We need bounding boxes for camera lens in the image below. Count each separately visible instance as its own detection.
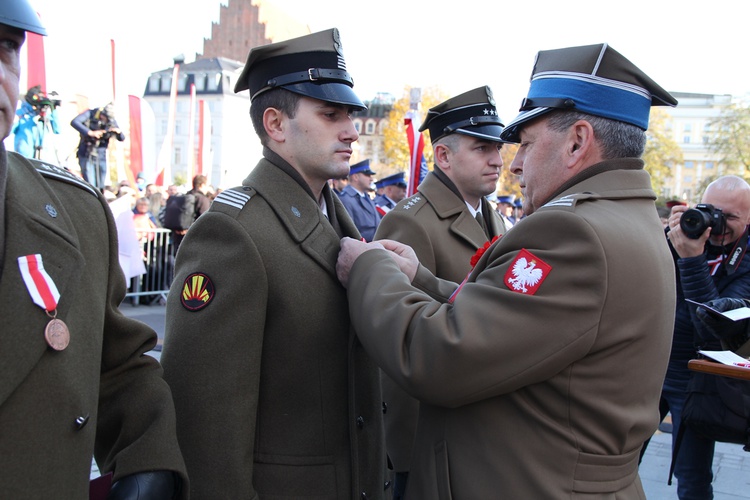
[680,208,711,239]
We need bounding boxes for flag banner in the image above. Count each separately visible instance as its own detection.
[186,84,197,183]
[197,100,212,178]
[405,110,427,197]
[128,95,156,184]
[155,64,180,186]
[26,31,46,93]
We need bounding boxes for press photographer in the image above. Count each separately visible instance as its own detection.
[12,85,60,161]
[71,103,125,190]
[654,175,750,497]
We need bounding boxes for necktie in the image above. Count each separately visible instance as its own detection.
[475,212,489,238]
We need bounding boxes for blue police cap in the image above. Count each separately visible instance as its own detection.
[497,195,515,205]
[420,86,507,144]
[501,43,678,143]
[234,28,365,111]
[350,159,376,176]
[376,172,406,189]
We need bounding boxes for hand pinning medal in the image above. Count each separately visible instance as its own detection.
[18,254,70,350]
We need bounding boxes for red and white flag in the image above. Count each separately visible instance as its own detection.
[405,110,427,197]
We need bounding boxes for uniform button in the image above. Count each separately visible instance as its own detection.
[360,492,368,499]
[356,416,364,429]
[382,402,388,414]
[75,415,90,430]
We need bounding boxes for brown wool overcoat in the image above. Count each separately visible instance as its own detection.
[373,171,505,472]
[0,152,187,499]
[162,158,387,500]
[347,160,676,498]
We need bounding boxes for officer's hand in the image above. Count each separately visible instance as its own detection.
[695,297,749,341]
[89,130,105,139]
[337,237,385,288]
[107,471,179,500]
[378,239,419,282]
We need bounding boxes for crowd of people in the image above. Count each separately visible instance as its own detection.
[4,1,750,499]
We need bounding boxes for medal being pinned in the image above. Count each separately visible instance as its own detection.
[18,254,70,350]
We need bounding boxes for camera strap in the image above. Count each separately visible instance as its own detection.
[723,225,749,275]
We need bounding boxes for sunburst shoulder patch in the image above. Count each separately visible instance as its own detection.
[181,272,215,311]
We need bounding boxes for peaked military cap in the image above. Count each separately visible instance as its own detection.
[497,195,516,205]
[419,86,506,144]
[501,43,678,143]
[234,28,365,110]
[350,159,376,176]
[375,172,406,189]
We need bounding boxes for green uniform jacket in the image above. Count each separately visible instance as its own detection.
[162,158,387,499]
[0,152,187,499]
[348,160,676,498]
[373,170,505,472]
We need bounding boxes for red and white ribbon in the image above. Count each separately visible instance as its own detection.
[18,254,60,312]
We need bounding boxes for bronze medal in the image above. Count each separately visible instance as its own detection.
[45,318,70,351]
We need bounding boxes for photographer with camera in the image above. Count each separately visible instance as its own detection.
[71,103,125,190]
[656,175,750,499]
[12,85,60,161]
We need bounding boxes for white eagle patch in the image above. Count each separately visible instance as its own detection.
[503,249,551,295]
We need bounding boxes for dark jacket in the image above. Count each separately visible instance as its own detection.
[70,109,125,159]
[665,232,750,389]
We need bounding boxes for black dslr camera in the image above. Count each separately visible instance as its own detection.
[679,203,727,239]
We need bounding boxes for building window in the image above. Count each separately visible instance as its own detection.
[149,76,160,93]
[353,120,362,133]
[161,120,168,135]
[178,74,189,92]
[174,146,182,165]
[161,75,172,92]
[365,121,375,135]
[175,120,182,135]
[705,162,714,170]
[685,161,694,169]
[194,73,206,91]
[684,176,692,183]
[207,73,220,91]
[683,135,691,144]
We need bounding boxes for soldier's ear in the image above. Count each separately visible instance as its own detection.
[263,107,285,143]
[434,143,451,170]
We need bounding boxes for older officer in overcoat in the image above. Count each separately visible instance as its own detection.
[337,43,677,498]
[161,29,387,499]
[339,159,382,241]
[373,86,506,498]
[0,2,187,498]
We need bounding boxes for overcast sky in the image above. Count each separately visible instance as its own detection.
[27,0,750,123]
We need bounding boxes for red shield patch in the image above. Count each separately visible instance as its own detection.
[181,272,215,311]
[504,249,551,295]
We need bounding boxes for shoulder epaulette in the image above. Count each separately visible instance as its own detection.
[539,192,598,212]
[32,159,99,197]
[210,186,255,216]
[399,194,423,211]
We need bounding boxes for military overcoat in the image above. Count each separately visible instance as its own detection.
[373,170,505,471]
[162,157,387,499]
[0,151,187,498]
[347,160,676,498]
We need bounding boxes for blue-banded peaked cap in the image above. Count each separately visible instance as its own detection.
[501,43,678,142]
[234,28,365,110]
[420,86,507,144]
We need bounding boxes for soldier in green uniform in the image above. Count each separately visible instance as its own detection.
[161,29,387,499]
[373,86,507,498]
[0,1,187,498]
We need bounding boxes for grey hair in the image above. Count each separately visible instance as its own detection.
[545,110,647,159]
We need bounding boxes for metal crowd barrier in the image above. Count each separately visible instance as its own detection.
[125,228,175,306]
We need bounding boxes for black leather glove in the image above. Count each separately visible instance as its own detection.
[695,297,749,345]
[107,471,178,500]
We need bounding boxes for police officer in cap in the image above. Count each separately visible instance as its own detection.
[337,43,677,498]
[373,172,407,214]
[0,1,188,498]
[162,28,387,499]
[339,159,382,240]
[373,85,507,498]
